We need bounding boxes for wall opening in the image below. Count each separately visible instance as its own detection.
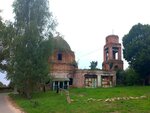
[114,65,118,71]
[69,78,73,85]
[57,53,62,60]
[101,76,113,87]
[112,47,119,60]
[84,74,97,88]
[52,81,69,90]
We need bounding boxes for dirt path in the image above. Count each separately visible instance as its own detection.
[0,93,24,113]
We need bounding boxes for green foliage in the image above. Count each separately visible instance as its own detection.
[13,0,56,36]
[0,81,4,87]
[10,86,150,113]
[124,68,140,85]
[89,61,98,70]
[123,23,150,83]
[116,70,126,86]
[0,15,15,72]
[116,68,140,86]
[8,81,15,88]
[7,0,57,98]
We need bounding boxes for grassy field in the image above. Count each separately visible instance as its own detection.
[10,86,150,113]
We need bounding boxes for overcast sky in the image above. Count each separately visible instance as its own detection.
[1,0,150,85]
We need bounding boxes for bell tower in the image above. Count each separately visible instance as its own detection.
[102,35,123,71]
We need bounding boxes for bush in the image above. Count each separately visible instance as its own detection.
[116,68,140,86]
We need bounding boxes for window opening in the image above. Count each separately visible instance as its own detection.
[57,53,62,60]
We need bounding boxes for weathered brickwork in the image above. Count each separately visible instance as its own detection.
[49,50,76,72]
[49,36,118,89]
[73,70,116,88]
[103,35,123,71]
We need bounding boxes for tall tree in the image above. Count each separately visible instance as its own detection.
[9,0,56,98]
[122,23,150,84]
[0,11,15,72]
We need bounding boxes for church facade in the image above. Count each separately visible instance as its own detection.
[49,35,123,90]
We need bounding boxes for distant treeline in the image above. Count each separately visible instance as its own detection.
[0,87,13,93]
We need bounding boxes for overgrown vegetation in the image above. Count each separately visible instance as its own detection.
[0,14,15,72]
[116,68,140,86]
[10,86,150,113]
[0,0,57,98]
[89,61,98,70]
[123,23,150,85]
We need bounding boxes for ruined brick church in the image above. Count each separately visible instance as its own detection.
[48,35,123,90]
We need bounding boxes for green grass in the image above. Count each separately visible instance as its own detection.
[10,86,150,113]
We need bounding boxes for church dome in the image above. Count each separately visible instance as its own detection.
[52,36,72,52]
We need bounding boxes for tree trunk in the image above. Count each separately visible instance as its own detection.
[25,79,32,99]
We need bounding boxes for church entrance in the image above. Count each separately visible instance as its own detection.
[84,74,97,88]
[52,78,69,90]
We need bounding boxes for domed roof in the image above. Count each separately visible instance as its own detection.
[52,36,72,52]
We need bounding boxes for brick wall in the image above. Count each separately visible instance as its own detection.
[103,35,123,71]
[49,50,77,72]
